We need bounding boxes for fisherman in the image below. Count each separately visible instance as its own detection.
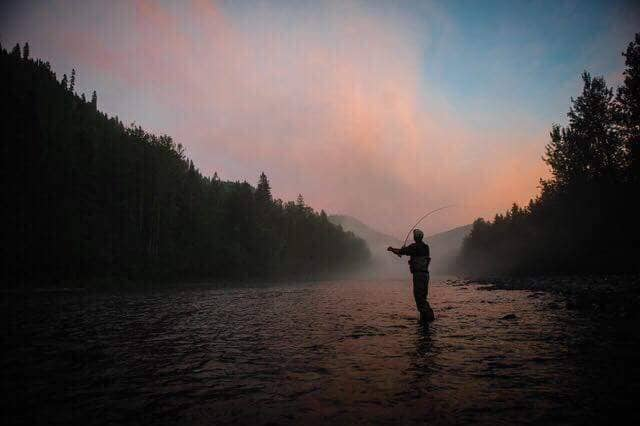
[387,229,434,322]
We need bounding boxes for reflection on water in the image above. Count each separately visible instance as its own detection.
[2,279,638,424]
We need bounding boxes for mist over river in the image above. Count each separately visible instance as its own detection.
[3,278,638,425]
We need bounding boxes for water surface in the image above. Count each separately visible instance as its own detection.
[2,278,638,424]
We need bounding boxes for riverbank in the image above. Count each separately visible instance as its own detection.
[451,275,640,318]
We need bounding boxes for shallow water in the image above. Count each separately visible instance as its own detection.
[2,278,639,425]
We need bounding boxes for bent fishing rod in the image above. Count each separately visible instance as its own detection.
[401,204,457,247]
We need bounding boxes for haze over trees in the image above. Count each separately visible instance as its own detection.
[1,42,370,287]
[458,33,640,276]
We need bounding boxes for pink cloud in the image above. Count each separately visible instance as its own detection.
[37,1,551,237]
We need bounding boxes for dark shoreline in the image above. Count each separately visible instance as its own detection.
[457,274,640,318]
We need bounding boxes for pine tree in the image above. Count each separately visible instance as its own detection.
[617,32,640,179]
[91,90,97,109]
[255,172,272,204]
[70,68,76,92]
[22,42,29,60]
[61,74,68,90]
[10,43,20,58]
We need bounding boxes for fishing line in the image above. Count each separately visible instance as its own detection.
[401,204,458,247]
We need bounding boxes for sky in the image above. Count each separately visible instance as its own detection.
[2,0,638,237]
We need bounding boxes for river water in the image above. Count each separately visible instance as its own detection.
[2,278,638,425]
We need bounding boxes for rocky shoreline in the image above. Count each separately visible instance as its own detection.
[451,275,640,318]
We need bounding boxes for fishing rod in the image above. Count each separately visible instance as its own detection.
[401,204,457,247]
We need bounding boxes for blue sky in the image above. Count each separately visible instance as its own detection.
[424,0,636,124]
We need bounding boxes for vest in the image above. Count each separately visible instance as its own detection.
[409,255,429,273]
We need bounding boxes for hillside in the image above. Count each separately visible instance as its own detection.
[329,215,405,278]
[1,43,370,286]
[329,215,402,247]
[427,224,473,273]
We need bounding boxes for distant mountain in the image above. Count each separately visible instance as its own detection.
[329,215,405,278]
[426,224,473,273]
[329,215,402,247]
[329,214,471,277]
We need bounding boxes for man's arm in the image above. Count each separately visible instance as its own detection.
[387,246,402,257]
[387,245,413,257]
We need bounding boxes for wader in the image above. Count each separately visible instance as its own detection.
[409,255,433,320]
[412,271,430,314]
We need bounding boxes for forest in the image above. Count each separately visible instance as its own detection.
[0,42,370,287]
[458,33,640,276]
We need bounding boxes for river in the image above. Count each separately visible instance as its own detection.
[2,278,638,425]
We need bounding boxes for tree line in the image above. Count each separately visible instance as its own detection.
[0,42,370,287]
[458,33,640,276]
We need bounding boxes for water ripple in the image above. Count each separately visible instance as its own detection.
[2,279,639,424]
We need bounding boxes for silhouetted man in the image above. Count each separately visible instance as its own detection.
[387,229,434,322]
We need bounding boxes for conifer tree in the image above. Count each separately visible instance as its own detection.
[11,43,20,58]
[617,33,640,178]
[22,42,29,60]
[70,68,76,92]
[544,72,622,186]
[91,90,97,108]
[255,172,272,204]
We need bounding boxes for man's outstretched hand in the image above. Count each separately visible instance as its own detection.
[387,246,402,257]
